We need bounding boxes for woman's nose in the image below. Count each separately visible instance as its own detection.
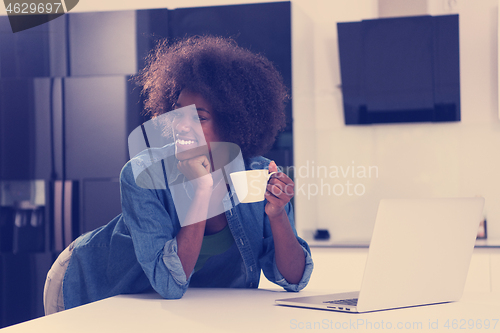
[174,115,192,132]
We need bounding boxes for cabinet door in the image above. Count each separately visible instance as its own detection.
[68,11,137,76]
[0,78,65,181]
[492,252,500,292]
[81,179,121,234]
[64,76,129,179]
[32,78,66,180]
[0,253,54,328]
[0,79,36,180]
[464,251,491,292]
[0,17,51,78]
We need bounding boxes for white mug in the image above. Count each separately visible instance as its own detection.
[230,170,277,203]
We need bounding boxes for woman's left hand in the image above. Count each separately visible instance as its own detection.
[265,161,295,218]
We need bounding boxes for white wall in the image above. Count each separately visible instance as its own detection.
[2,0,498,241]
[292,0,500,242]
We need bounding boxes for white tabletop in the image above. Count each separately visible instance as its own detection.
[2,288,500,332]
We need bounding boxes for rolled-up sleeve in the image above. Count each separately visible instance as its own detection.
[272,239,314,291]
[259,203,314,292]
[162,238,190,286]
[120,161,189,299]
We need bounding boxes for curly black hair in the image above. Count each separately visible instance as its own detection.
[134,35,289,158]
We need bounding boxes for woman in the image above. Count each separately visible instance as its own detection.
[43,35,313,315]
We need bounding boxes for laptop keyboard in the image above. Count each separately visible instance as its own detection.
[323,298,358,306]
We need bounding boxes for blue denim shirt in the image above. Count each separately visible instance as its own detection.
[62,146,313,310]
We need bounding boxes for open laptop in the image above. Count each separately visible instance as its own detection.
[276,198,485,313]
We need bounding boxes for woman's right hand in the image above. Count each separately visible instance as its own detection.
[177,155,213,191]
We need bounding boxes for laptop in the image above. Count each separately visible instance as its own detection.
[276,198,485,313]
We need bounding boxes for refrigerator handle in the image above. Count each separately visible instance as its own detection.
[63,180,74,248]
[54,181,64,252]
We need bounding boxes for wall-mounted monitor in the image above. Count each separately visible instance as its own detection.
[338,14,460,125]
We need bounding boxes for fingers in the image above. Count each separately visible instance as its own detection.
[177,154,212,180]
[266,173,294,202]
[200,155,211,173]
[266,182,294,198]
[266,161,294,202]
[269,172,293,186]
[268,160,278,173]
[178,155,210,169]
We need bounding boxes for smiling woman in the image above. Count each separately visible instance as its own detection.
[172,90,218,161]
[43,35,314,315]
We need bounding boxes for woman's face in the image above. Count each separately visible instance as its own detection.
[172,89,221,161]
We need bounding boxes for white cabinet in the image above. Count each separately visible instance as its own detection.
[464,248,500,293]
[464,250,491,292]
[259,247,500,292]
[491,252,500,292]
[305,248,367,292]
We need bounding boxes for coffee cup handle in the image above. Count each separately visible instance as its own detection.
[267,171,277,181]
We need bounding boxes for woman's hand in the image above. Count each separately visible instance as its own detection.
[265,160,305,284]
[177,155,213,191]
[265,161,295,218]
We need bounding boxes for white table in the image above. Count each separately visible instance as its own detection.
[2,288,500,332]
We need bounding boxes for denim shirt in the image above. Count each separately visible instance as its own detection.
[62,145,314,310]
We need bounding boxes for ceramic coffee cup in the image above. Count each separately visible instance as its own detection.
[230,170,277,203]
